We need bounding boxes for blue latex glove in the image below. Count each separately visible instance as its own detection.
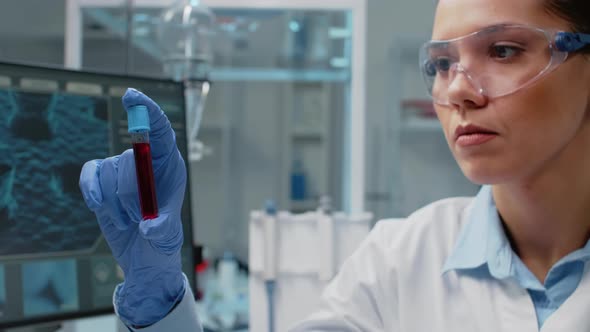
[79,88,187,327]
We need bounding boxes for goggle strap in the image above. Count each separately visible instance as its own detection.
[555,32,590,52]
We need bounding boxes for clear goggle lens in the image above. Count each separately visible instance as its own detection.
[419,25,569,105]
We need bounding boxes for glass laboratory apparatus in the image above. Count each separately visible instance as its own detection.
[156,0,215,162]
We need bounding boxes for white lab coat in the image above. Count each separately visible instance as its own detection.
[125,197,590,331]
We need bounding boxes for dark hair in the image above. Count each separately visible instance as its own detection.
[544,0,590,53]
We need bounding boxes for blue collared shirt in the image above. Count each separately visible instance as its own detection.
[443,186,590,329]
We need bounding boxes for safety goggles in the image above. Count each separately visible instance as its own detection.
[419,24,590,106]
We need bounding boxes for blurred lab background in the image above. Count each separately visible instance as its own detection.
[0,0,478,331]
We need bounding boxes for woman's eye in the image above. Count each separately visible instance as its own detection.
[490,45,522,59]
[424,60,437,77]
[430,57,452,72]
[423,57,452,77]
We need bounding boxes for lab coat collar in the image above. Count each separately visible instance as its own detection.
[441,185,513,279]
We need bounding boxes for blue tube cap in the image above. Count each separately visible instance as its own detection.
[127,105,150,133]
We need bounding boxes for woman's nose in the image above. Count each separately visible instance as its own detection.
[446,64,487,110]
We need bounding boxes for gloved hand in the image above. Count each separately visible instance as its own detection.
[79,88,187,327]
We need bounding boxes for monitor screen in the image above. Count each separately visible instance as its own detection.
[0,62,195,328]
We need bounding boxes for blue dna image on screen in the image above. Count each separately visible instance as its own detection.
[0,90,108,256]
[22,260,79,316]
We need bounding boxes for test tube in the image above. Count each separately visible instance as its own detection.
[127,105,158,220]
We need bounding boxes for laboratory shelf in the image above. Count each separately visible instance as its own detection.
[209,68,350,83]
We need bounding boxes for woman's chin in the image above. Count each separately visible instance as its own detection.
[459,161,517,186]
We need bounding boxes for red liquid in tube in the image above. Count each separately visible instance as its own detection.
[132,141,158,220]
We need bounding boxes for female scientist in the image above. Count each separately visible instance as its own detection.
[79,0,590,330]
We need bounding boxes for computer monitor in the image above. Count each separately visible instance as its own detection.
[0,62,195,328]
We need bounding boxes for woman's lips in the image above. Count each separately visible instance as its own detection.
[454,124,498,147]
[456,133,498,146]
